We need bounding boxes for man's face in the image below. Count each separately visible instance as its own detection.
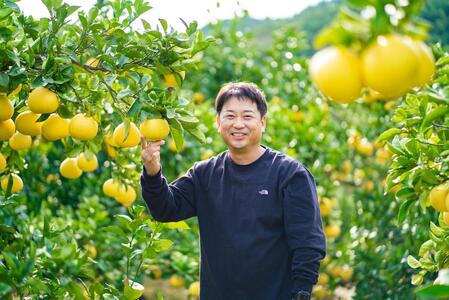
[216,97,266,152]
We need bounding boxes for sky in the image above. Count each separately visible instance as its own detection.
[17,0,322,31]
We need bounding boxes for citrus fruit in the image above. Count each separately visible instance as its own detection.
[69,114,98,141]
[28,86,59,113]
[59,157,83,179]
[139,119,170,141]
[41,113,70,141]
[15,111,41,136]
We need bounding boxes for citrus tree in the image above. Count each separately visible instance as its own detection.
[0,0,213,298]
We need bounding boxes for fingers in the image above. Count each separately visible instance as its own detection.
[140,135,148,150]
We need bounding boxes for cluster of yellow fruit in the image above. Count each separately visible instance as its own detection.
[102,178,137,207]
[429,182,449,225]
[309,34,436,104]
[0,86,172,204]
[313,259,354,299]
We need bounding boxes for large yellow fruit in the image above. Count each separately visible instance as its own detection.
[164,71,185,88]
[115,185,137,207]
[15,111,42,136]
[324,224,341,238]
[0,95,14,121]
[168,275,184,288]
[139,119,170,141]
[69,114,98,141]
[1,174,23,193]
[113,122,140,147]
[41,114,70,141]
[407,39,435,88]
[9,132,32,151]
[361,34,418,98]
[309,47,363,104]
[192,92,205,103]
[317,273,329,285]
[28,86,59,113]
[77,153,98,172]
[0,153,6,173]
[103,179,120,197]
[0,119,16,141]
[59,157,83,179]
[429,182,449,212]
[188,281,200,297]
[339,265,354,281]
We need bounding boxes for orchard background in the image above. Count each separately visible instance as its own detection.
[1,0,449,299]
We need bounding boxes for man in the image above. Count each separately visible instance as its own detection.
[140,82,326,300]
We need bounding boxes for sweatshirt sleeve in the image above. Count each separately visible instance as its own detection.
[282,166,326,295]
[140,164,198,222]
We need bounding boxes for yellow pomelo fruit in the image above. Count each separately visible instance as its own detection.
[188,281,200,297]
[200,149,214,161]
[0,153,6,173]
[105,143,117,159]
[59,157,83,179]
[1,174,23,193]
[324,224,341,238]
[15,111,42,136]
[105,133,118,147]
[139,119,170,141]
[0,95,14,121]
[28,86,59,113]
[0,119,16,141]
[113,122,140,148]
[361,34,418,99]
[115,185,137,207]
[69,114,98,141]
[319,199,332,217]
[77,153,98,172]
[41,113,70,141]
[168,275,184,288]
[84,244,97,259]
[192,92,205,103]
[429,182,449,212]
[356,139,373,156]
[407,39,436,88]
[313,285,330,298]
[164,72,185,87]
[339,265,354,281]
[9,132,32,151]
[103,179,120,197]
[317,273,329,285]
[309,47,363,104]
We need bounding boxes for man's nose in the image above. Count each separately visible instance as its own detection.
[232,117,245,128]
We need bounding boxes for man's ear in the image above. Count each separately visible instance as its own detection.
[261,116,266,132]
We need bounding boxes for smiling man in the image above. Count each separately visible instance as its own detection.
[140,82,326,300]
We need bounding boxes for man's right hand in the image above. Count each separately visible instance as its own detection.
[141,135,165,176]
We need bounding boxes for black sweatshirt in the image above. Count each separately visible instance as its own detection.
[140,146,326,300]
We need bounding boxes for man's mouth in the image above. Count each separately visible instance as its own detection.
[231,132,247,137]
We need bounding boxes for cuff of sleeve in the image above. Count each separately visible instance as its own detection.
[293,279,313,294]
[142,166,163,187]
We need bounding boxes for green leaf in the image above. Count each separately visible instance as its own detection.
[398,199,415,224]
[376,128,401,143]
[165,221,190,230]
[407,255,422,269]
[416,284,449,298]
[123,280,144,300]
[412,273,424,286]
[128,97,143,118]
[430,222,445,238]
[420,107,449,132]
[152,239,173,252]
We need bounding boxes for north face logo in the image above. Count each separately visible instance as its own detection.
[258,189,268,195]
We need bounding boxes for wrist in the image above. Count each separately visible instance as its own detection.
[144,164,160,176]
